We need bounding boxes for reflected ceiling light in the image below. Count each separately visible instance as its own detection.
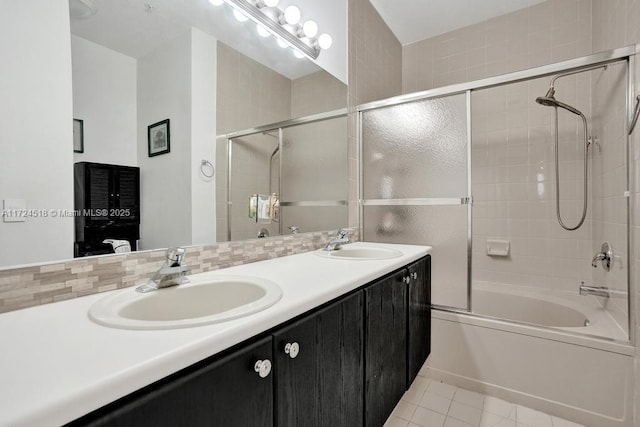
[208,0,224,5]
[318,33,332,50]
[233,8,249,21]
[283,5,301,25]
[302,20,318,38]
[210,0,327,60]
[293,50,305,59]
[69,0,98,19]
[256,24,270,37]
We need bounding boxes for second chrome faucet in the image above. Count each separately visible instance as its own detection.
[323,228,355,252]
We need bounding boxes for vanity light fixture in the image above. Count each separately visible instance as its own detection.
[283,5,301,25]
[209,0,332,60]
[302,20,318,38]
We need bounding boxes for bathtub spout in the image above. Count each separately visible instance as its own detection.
[579,283,610,298]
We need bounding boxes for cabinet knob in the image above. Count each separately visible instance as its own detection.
[254,359,272,378]
[284,342,300,359]
[411,272,418,280]
[403,276,411,284]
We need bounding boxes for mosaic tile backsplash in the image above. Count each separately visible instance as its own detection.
[0,230,356,314]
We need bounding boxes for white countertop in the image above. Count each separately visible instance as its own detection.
[0,242,430,427]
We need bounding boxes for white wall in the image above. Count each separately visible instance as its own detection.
[0,0,74,267]
[138,32,192,250]
[293,0,348,84]
[190,28,217,245]
[71,35,137,167]
[138,28,218,250]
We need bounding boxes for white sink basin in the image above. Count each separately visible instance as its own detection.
[89,275,282,330]
[316,245,403,260]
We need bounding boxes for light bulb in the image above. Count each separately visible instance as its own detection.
[263,0,279,6]
[284,5,301,25]
[293,49,305,59]
[208,0,224,5]
[233,9,249,22]
[277,39,289,48]
[302,20,318,38]
[256,24,270,37]
[318,33,332,49]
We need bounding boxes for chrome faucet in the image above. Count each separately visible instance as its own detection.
[323,228,354,251]
[591,242,612,271]
[136,247,190,293]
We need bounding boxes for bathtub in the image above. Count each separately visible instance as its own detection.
[471,281,628,341]
[426,282,635,427]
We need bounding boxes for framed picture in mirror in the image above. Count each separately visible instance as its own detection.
[73,118,84,153]
[148,119,170,157]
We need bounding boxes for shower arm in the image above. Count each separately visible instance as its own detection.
[546,63,608,90]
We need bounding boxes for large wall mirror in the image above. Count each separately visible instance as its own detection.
[0,0,347,268]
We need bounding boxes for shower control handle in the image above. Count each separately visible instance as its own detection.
[591,242,613,271]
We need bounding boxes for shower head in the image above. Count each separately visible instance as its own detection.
[535,87,583,117]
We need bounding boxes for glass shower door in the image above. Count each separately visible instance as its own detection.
[281,116,348,234]
[361,93,470,309]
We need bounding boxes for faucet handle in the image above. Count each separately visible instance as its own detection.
[166,247,186,266]
[337,227,355,238]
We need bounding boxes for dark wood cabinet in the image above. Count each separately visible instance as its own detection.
[407,255,431,385]
[74,162,140,257]
[68,256,431,427]
[273,291,363,427]
[68,337,273,427]
[364,269,408,427]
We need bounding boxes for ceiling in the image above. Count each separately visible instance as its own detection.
[369,0,547,45]
[69,0,347,82]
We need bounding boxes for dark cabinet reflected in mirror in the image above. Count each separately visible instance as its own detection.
[0,0,347,268]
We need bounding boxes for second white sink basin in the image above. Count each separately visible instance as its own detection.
[316,244,403,260]
[89,275,282,330]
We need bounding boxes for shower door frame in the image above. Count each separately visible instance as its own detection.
[357,45,636,342]
[221,108,349,241]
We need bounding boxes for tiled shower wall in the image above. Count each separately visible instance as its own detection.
[402,0,593,94]
[471,73,595,294]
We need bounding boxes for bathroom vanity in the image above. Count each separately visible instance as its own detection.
[0,243,430,427]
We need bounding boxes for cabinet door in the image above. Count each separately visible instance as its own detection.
[407,255,431,385]
[365,269,407,427]
[273,291,363,427]
[113,167,140,223]
[85,163,113,222]
[69,337,273,427]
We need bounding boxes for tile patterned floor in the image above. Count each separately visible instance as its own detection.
[384,375,584,427]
